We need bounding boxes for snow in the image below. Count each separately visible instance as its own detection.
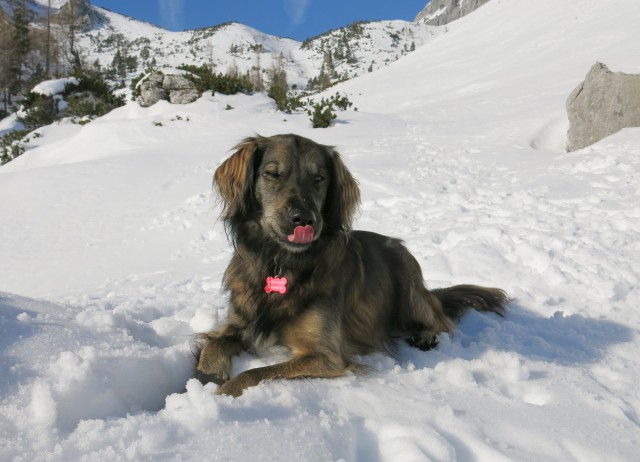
[2,0,640,460]
[30,78,80,97]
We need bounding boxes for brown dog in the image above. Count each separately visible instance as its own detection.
[195,134,508,397]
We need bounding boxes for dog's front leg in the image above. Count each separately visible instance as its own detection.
[195,324,244,386]
[215,353,347,397]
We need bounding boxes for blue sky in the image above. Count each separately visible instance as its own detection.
[95,0,430,41]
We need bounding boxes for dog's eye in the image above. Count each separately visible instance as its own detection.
[314,175,325,183]
[263,171,281,180]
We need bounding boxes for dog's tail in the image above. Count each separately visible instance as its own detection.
[432,284,509,322]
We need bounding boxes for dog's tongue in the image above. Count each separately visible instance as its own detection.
[287,225,314,244]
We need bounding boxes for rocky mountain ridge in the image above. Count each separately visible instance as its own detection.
[414,0,491,26]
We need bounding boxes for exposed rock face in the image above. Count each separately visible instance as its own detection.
[414,0,491,26]
[56,0,106,32]
[138,72,200,107]
[566,62,640,151]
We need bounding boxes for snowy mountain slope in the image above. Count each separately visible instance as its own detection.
[3,0,434,91]
[77,7,434,89]
[2,0,640,460]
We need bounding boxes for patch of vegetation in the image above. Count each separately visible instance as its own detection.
[63,70,126,121]
[307,98,337,128]
[305,92,355,128]
[177,64,253,95]
[18,70,125,131]
[279,92,307,114]
[188,22,234,43]
[17,94,56,130]
[0,129,30,165]
[301,21,372,49]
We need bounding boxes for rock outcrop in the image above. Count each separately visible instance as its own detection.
[566,62,640,152]
[414,0,491,26]
[56,0,106,32]
[138,72,200,107]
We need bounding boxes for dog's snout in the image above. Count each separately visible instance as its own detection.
[289,207,316,227]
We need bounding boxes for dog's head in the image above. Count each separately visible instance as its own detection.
[214,134,360,251]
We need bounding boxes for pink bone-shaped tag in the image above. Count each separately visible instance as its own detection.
[265,276,288,294]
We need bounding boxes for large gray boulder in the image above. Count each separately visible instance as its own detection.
[138,71,200,107]
[414,0,491,26]
[169,88,200,105]
[566,62,640,151]
[162,75,196,91]
[163,75,199,104]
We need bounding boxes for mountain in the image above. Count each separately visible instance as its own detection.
[2,0,640,460]
[4,0,435,91]
[79,10,434,89]
[414,0,491,25]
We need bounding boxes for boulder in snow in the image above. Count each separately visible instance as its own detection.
[169,89,200,105]
[139,83,166,108]
[138,71,200,107]
[566,62,640,151]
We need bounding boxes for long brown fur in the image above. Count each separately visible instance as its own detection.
[195,134,508,397]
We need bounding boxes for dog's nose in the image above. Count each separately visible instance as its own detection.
[289,208,315,227]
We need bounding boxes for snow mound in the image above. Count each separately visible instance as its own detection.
[31,78,80,97]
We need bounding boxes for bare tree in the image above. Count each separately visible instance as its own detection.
[57,0,85,73]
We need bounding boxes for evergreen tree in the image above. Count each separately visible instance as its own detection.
[251,44,264,91]
[111,49,126,78]
[140,46,150,61]
[323,51,336,78]
[7,0,31,94]
[267,53,288,111]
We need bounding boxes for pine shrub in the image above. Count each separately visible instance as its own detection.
[0,129,30,165]
[307,98,337,128]
[306,93,354,128]
[177,64,253,95]
[17,94,56,130]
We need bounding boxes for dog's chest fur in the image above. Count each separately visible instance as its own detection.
[225,249,334,351]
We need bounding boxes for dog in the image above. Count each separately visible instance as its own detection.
[194,134,508,397]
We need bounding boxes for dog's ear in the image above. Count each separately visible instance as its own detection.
[214,137,259,220]
[326,150,360,232]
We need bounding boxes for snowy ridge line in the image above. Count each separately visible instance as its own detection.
[79,7,435,90]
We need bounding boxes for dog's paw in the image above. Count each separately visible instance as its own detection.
[195,369,229,386]
[215,378,245,398]
[407,334,439,351]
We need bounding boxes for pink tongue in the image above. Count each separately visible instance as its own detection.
[288,225,314,244]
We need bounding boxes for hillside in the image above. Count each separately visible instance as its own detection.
[2,0,640,460]
[80,9,434,89]
[2,0,434,91]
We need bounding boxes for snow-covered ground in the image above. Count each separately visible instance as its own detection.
[2,0,640,460]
